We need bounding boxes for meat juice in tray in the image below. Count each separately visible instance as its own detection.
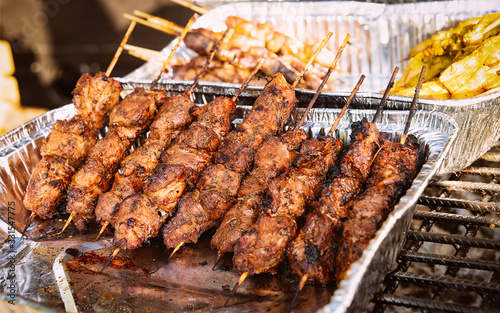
[0,79,457,312]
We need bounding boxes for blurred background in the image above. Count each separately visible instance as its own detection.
[0,0,195,111]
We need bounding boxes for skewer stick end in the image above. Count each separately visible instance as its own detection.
[169,242,184,259]
[21,212,36,238]
[52,212,75,237]
[95,221,110,241]
[212,252,223,271]
[291,274,308,306]
[224,272,248,307]
[100,247,122,274]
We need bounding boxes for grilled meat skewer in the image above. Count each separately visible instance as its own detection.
[65,88,164,230]
[23,73,122,221]
[162,34,334,255]
[334,66,425,283]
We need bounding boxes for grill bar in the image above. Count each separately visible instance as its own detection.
[398,251,500,272]
[418,196,500,213]
[374,294,500,313]
[460,167,500,177]
[428,180,500,194]
[406,231,500,250]
[389,272,500,293]
[413,210,500,227]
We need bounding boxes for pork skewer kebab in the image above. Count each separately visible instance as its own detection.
[334,67,425,284]
[286,67,399,304]
[98,58,265,274]
[210,35,350,268]
[226,75,365,306]
[162,32,334,258]
[94,25,229,240]
[57,15,198,234]
[21,21,136,235]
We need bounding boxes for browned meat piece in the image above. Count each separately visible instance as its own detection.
[335,138,419,283]
[211,130,307,255]
[40,117,98,168]
[287,119,380,285]
[233,214,297,275]
[23,73,121,220]
[95,94,194,228]
[112,193,161,250]
[72,72,122,130]
[233,136,343,275]
[23,155,75,219]
[66,88,163,230]
[162,74,297,250]
[111,96,236,250]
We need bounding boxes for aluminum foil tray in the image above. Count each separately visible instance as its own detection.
[127,0,499,174]
[0,81,457,313]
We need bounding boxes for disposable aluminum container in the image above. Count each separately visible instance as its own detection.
[0,80,457,313]
[128,0,500,174]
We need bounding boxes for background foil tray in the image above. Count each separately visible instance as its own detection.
[127,0,499,175]
[0,82,457,313]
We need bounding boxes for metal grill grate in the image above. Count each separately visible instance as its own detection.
[371,141,500,313]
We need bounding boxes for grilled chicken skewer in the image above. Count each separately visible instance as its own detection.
[286,67,399,303]
[334,67,424,284]
[226,75,365,306]
[21,21,137,235]
[98,59,265,273]
[211,35,350,267]
[94,26,229,240]
[161,33,334,257]
[58,15,198,233]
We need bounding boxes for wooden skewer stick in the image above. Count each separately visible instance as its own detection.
[133,10,185,34]
[124,44,163,62]
[150,13,199,90]
[123,13,180,36]
[327,75,366,137]
[95,221,109,240]
[170,242,184,259]
[100,248,121,274]
[401,66,425,145]
[106,21,137,76]
[21,212,36,238]
[291,31,333,89]
[53,212,76,236]
[372,66,399,123]
[169,0,209,15]
[295,34,350,130]
[224,272,248,307]
[291,274,309,306]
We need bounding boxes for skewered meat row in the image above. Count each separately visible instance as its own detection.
[233,135,343,275]
[66,88,165,230]
[334,136,419,283]
[287,118,380,285]
[162,73,298,250]
[110,95,237,250]
[23,73,122,220]
[179,27,327,90]
[210,129,308,257]
[95,93,195,235]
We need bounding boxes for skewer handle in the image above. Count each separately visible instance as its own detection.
[401,66,426,145]
[106,21,136,76]
[327,75,365,137]
[372,66,399,124]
